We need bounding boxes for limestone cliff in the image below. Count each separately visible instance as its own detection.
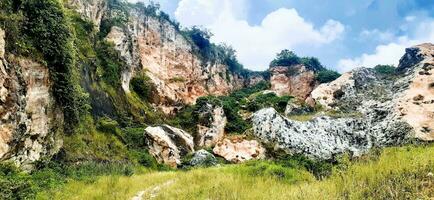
[252,43,434,160]
[0,29,63,170]
[69,0,265,114]
[311,43,433,141]
[269,64,318,100]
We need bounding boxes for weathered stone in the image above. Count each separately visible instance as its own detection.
[103,9,265,114]
[196,103,227,148]
[213,138,265,163]
[270,65,317,100]
[144,125,194,168]
[188,149,217,167]
[252,108,410,160]
[67,0,107,29]
[0,28,5,59]
[0,56,63,170]
[311,43,434,141]
[284,101,313,116]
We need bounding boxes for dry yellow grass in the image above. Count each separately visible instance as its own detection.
[37,144,434,200]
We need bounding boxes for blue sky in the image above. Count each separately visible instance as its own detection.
[128,0,434,72]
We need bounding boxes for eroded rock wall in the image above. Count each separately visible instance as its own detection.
[0,28,63,169]
[270,65,317,100]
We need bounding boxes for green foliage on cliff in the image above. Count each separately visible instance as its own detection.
[130,73,156,102]
[246,93,292,113]
[96,41,126,86]
[172,81,291,135]
[316,69,341,83]
[374,64,396,75]
[0,0,89,132]
[270,49,326,71]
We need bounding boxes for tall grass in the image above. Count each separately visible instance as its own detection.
[37,144,434,200]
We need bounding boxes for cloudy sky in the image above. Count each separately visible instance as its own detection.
[128,0,434,72]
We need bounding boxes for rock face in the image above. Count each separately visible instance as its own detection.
[253,44,434,160]
[98,6,265,113]
[252,108,409,160]
[188,149,217,167]
[196,103,227,148]
[270,65,317,100]
[311,43,434,141]
[395,44,434,141]
[0,29,63,169]
[144,125,194,168]
[67,0,106,28]
[213,138,265,163]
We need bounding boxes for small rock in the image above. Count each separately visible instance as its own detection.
[213,138,265,163]
[189,149,217,167]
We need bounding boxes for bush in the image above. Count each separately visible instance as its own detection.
[247,93,292,113]
[0,163,36,200]
[374,64,396,75]
[96,41,126,86]
[270,50,325,72]
[316,69,341,83]
[130,73,155,102]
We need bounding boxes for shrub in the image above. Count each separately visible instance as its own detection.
[247,93,292,113]
[96,41,126,86]
[374,64,396,75]
[316,69,341,83]
[130,73,156,102]
[270,50,326,72]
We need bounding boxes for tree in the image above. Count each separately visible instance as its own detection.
[270,50,301,67]
[316,69,341,83]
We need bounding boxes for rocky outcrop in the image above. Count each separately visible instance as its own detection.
[0,28,63,169]
[395,43,434,141]
[213,137,265,163]
[101,7,264,113]
[67,0,107,29]
[188,149,217,167]
[195,103,227,148]
[270,65,317,100]
[252,108,410,160]
[253,44,434,160]
[144,125,194,168]
[311,43,434,141]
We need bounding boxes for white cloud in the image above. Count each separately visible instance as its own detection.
[338,20,434,72]
[360,29,395,42]
[175,0,344,71]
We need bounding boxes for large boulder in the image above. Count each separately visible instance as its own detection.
[213,137,265,163]
[144,125,194,168]
[195,103,227,148]
[252,108,410,160]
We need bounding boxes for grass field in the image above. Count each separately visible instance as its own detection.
[37,144,434,200]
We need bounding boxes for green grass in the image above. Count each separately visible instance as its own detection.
[36,144,434,200]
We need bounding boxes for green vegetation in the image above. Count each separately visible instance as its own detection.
[374,64,396,75]
[316,69,341,83]
[35,144,434,200]
[171,81,291,135]
[21,0,89,131]
[95,41,126,86]
[270,50,325,71]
